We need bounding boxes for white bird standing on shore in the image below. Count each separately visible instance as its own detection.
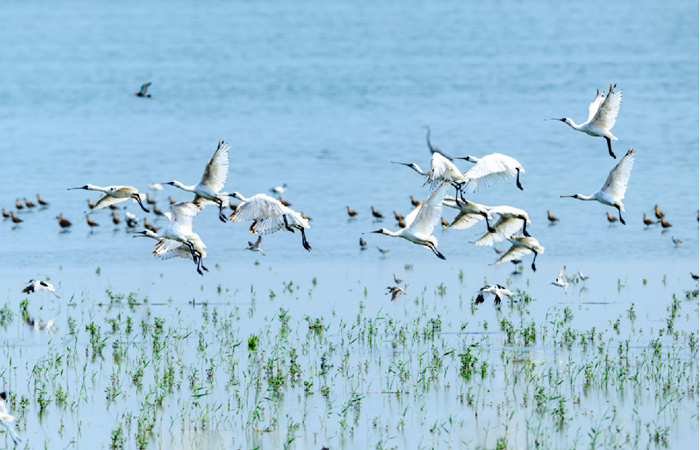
[365,182,450,260]
[547,83,623,159]
[474,284,514,306]
[561,149,636,224]
[551,266,569,294]
[229,192,311,251]
[0,392,21,445]
[491,235,545,272]
[163,141,230,222]
[474,205,531,246]
[69,185,150,213]
[22,280,59,298]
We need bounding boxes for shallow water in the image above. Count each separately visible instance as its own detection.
[0,0,697,448]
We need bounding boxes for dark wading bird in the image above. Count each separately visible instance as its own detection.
[546,83,622,159]
[347,206,358,217]
[561,149,636,224]
[547,210,559,223]
[134,82,151,98]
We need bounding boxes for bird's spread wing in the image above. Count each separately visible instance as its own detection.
[90,195,128,211]
[169,202,200,234]
[600,149,635,199]
[586,89,606,123]
[449,211,484,230]
[154,238,193,260]
[492,245,532,266]
[426,153,462,188]
[229,194,287,222]
[557,266,566,283]
[141,82,151,95]
[590,84,622,129]
[250,209,308,235]
[462,154,519,194]
[22,284,34,294]
[474,217,521,246]
[406,182,450,235]
[199,142,230,193]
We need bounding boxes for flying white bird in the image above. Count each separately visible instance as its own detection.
[491,235,545,272]
[0,392,21,445]
[393,152,468,190]
[474,205,531,246]
[547,83,623,158]
[247,236,265,256]
[163,141,230,222]
[443,196,493,232]
[133,228,208,275]
[461,153,525,192]
[148,183,163,191]
[561,149,636,224]
[365,182,451,259]
[386,286,406,301]
[474,284,514,306]
[270,184,288,195]
[228,193,311,251]
[551,266,569,294]
[22,280,59,298]
[69,185,149,213]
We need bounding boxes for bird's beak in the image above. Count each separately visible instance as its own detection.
[545,118,565,122]
[364,230,382,234]
[560,195,574,198]
[391,161,409,166]
[67,187,85,190]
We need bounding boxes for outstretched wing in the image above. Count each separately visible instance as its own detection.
[90,195,128,212]
[169,202,200,234]
[590,84,622,130]
[426,153,462,189]
[406,182,450,236]
[491,245,532,266]
[449,211,484,230]
[462,154,520,194]
[199,141,230,193]
[229,194,287,223]
[586,89,606,123]
[600,149,635,199]
[140,82,151,95]
[474,217,521,246]
[556,266,567,283]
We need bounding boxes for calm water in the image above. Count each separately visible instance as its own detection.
[0,0,697,448]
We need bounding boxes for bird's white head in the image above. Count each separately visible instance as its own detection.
[229,192,244,201]
[27,279,36,283]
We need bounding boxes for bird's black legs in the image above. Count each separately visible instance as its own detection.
[522,218,531,237]
[516,169,523,191]
[217,198,227,223]
[531,251,538,272]
[134,195,150,213]
[300,228,312,251]
[616,205,626,225]
[427,243,446,260]
[485,214,495,233]
[283,215,294,232]
[605,137,616,159]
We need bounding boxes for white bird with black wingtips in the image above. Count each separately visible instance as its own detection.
[163,141,231,222]
[547,83,623,159]
[474,284,514,306]
[365,182,451,260]
[491,235,545,272]
[22,280,59,298]
[474,205,531,247]
[561,149,636,224]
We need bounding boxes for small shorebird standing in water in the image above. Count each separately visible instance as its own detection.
[377,246,390,257]
[365,182,451,260]
[22,280,59,298]
[606,212,618,223]
[547,210,559,223]
[551,266,569,294]
[660,217,672,229]
[386,286,406,301]
[146,194,157,205]
[247,236,265,256]
[37,194,49,206]
[0,392,21,445]
[654,204,664,221]
[111,211,121,225]
[359,238,367,249]
[24,197,36,208]
[162,141,230,222]
[70,185,150,213]
[2,209,9,218]
[561,149,636,224]
[10,212,22,224]
[691,272,699,281]
[547,83,622,158]
[643,213,654,227]
[278,196,291,207]
[371,206,384,220]
[56,213,71,228]
[672,236,682,246]
[15,199,23,210]
[393,273,404,286]
[577,271,590,286]
[474,284,513,306]
[86,215,100,229]
[410,196,423,207]
[347,206,358,217]
[134,82,151,97]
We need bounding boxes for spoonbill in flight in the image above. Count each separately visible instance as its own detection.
[69,185,150,213]
[163,141,230,222]
[364,182,451,260]
[561,149,635,224]
[547,83,622,158]
[228,192,311,251]
[461,153,524,192]
[474,284,513,306]
[551,266,569,294]
[442,195,493,233]
[0,392,21,445]
[474,205,531,247]
[491,234,545,272]
[22,280,59,298]
[133,229,208,275]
